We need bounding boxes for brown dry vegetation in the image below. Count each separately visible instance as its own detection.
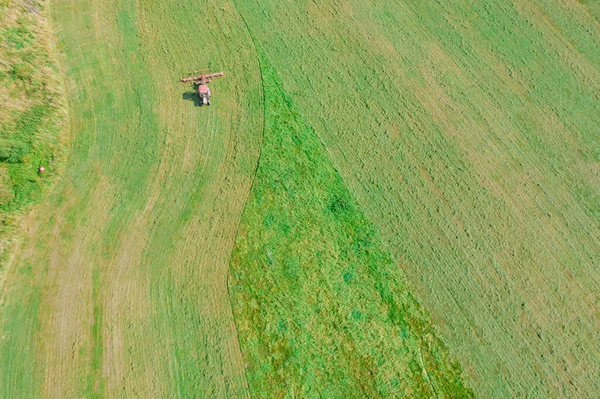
[0,0,68,278]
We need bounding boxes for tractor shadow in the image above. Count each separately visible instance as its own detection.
[182,92,201,107]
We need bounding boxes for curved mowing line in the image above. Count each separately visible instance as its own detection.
[226,4,266,395]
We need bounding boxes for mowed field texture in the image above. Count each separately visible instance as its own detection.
[1,0,262,396]
[229,62,472,397]
[231,0,600,397]
[0,0,598,398]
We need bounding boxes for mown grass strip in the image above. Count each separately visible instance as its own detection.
[229,60,473,398]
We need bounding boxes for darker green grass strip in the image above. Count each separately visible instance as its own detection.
[229,59,473,398]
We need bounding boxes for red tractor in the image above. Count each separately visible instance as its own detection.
[180,70,225,106]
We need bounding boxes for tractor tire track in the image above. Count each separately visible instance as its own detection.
[226,4,267,397]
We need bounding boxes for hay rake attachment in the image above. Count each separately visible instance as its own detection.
[180,70,225,106]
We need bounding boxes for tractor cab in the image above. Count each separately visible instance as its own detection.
[198,84,211,105]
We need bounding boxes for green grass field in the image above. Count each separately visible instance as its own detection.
[1,0,262,396]
[1,0,598,397]
[0,0,68,274]
[229,60,472,397]
[232,1,600,396]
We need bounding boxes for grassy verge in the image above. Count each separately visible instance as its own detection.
[0,0,67,271]
[229,60,473,397]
